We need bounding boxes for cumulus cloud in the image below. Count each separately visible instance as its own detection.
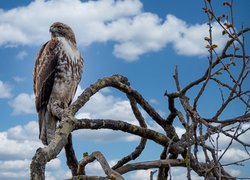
[167,16,227,56]
[226,168,241,177]
[219,148,249,162]
[5,121,38,141]
[0,122,41,179]
[0,158,69,180]
[9,93,35,115]
[0,0,142,46]
[0,80,12,98]
[0,0,227,61]
[0,121,70,180]
[208,123,250,150]
[198,124,250,164]
[175,126,186,137]
[0,121,40,160]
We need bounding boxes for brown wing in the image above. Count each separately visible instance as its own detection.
[33,39,60,112]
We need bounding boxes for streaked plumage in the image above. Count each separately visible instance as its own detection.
[33,22,83,145]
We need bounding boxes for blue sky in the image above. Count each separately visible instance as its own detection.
[0,0,249,179]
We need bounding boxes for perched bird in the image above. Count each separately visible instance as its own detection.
[33,22,83,145]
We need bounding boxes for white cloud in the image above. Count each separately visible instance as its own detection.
[0,0,227,61]
[225,168,241,177]
[0,23,30,46]
[0,80,12,98]
[0,121,70,180]
[0,0,142,46]
[112,12,170,61]
[85,160,104,176]
[6,121,38,141]
[219,148,249,162]
[16,50,28,60]
[9,93,35,115]
[208,123,250,150]
[0,122,41,179]
[0,121,41,160]
[197,145,249,164]
[171,19,227,56]
[175,126,186,137]
[0,158,69,180]
[0,159,30,171]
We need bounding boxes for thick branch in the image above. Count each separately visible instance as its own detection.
[74,118,170,148]
[78,151,124,180]
[30,115,75,179]
[65,133,78,176]
[115,159,185,174]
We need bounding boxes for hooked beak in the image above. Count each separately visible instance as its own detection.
[49,26,57,33]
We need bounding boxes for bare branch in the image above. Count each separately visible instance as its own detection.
[65,133,78,176]
[77,151,124,180]
[74,118,170,148]
[112,95,147,169]
[115,159,185,174]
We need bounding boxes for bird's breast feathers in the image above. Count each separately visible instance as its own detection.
[55,37,83,79]
[57,37,81,64]
[46,37,83,106]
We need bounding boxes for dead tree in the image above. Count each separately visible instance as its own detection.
[30,1,249,179]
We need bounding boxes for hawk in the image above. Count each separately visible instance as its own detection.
[33,22,83,145]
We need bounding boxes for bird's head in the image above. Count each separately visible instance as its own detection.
[50,22,76,44]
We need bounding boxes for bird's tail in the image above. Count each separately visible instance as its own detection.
[38,107,57,145]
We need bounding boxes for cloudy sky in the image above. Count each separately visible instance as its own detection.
[0,0,249,179]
